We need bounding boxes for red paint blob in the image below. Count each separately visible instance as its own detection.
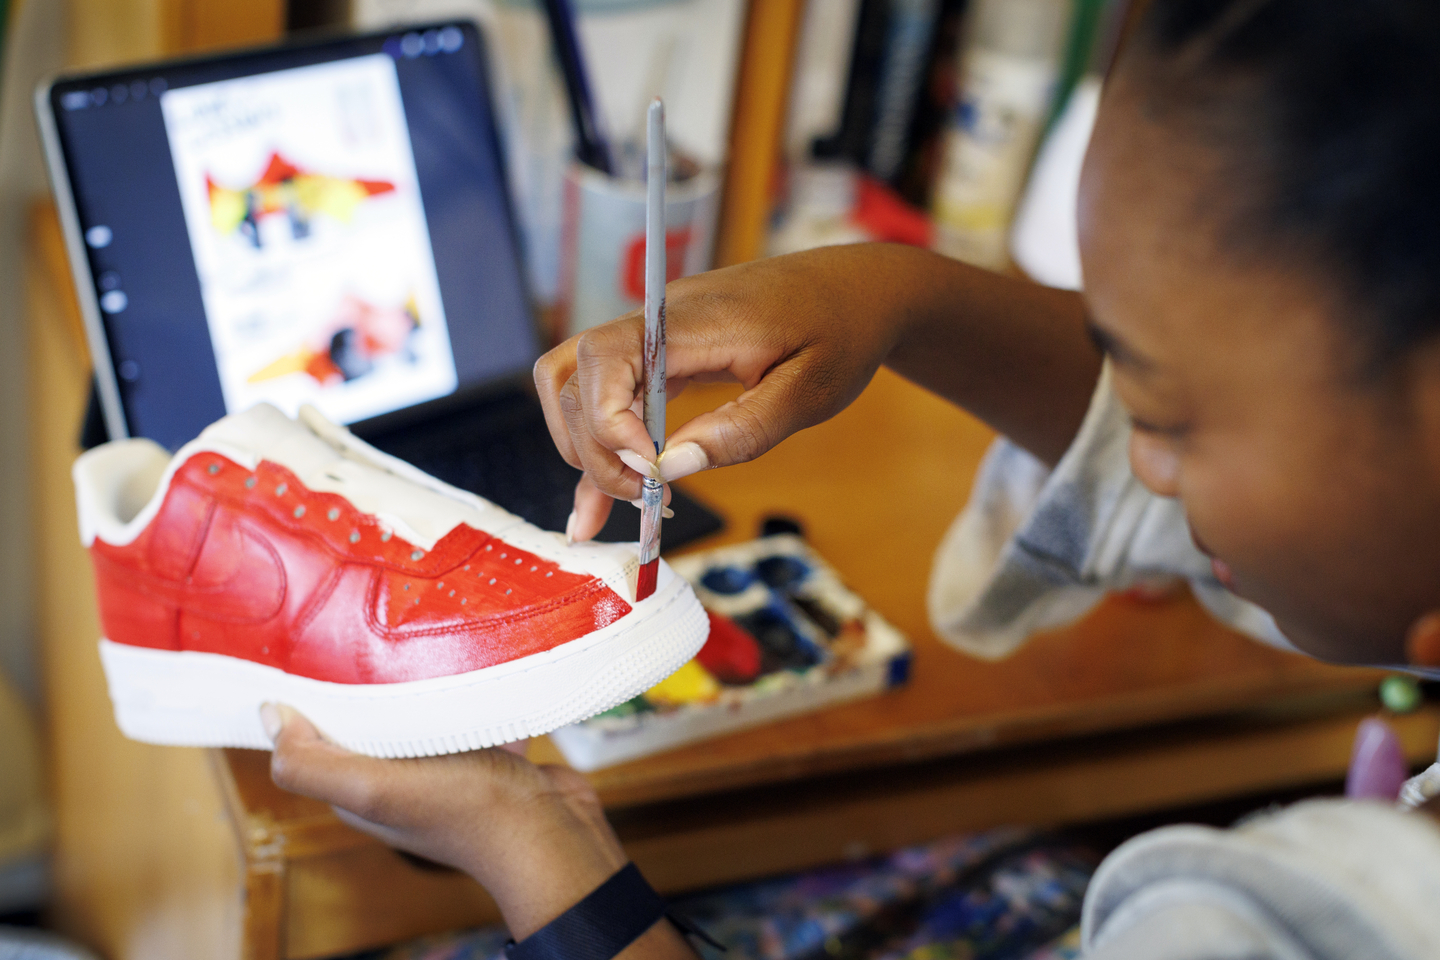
[696,610,763,685]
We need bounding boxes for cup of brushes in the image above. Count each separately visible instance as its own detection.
[557,146,719,341]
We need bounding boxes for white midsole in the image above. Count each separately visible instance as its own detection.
[98,569,707,757]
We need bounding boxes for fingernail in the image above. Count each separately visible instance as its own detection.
[617,448,658,478]
[260,702,284,744]
[658,442,708,482]
[565,511,578,545]
[1346,717,1408,801]
[629,499,674,520]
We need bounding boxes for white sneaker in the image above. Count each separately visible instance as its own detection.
[73,403,708,757]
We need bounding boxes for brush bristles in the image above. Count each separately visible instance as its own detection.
[636,559,659,601]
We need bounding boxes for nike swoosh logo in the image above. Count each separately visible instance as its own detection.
[93,516,286,624]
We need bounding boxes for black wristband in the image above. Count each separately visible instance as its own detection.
[504,863,722,959]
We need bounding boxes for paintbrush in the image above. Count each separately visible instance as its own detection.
[541,0,614,175]
[636,98,667,602]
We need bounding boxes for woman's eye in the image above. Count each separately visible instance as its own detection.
[1130,417,1190,440]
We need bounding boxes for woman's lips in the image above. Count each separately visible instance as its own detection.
[1212,557,1235,589]
[1191,530,1236,589]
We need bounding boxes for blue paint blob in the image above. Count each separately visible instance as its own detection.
[701,566,754,595]
[887,652,913,687]
[756,555,810,590]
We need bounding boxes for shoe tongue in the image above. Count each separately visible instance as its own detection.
[199,403,521,549]
[201,403,348,477]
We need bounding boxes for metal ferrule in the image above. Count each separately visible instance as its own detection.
[637,477,663,565]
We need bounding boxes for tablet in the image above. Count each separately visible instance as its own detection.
[37,22,539,451]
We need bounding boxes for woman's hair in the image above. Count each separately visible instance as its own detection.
[1127,0,1440,360]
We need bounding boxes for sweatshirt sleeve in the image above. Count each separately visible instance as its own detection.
[927,362,1291,660]
[1080,799,1440,960]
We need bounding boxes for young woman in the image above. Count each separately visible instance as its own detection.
[260,1,1440,956]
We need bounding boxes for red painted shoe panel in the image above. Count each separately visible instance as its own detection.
[87,454,631,684]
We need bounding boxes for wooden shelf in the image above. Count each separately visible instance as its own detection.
[715,0,807,266]
[67,0,284,70]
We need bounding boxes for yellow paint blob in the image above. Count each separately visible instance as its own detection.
[644,660,720,707]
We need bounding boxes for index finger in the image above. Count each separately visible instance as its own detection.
[534,335,582,468]
[536,322,666,478]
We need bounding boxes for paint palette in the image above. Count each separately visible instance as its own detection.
[549,534,912,771]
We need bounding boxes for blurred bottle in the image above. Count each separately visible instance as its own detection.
[931,0,1071,269]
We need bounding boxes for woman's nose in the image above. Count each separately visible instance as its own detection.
[1128,430,1182,497]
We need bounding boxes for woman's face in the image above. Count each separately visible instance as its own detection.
[1077,76,1440,665]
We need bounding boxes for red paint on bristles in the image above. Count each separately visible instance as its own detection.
[636,558,659,601]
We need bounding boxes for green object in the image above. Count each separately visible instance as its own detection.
[1046,0,1113,134]
[1380,674,1423,714]
[594,695,656,720]
[0,0,10,77]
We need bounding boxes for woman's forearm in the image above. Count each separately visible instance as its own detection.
[859,244,1101,466]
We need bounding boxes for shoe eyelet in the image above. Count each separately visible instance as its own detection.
[485,545,492,551]
[546,572,553,578]
[463,564,471,571]
[499,553,507,559]
[488,578,496,585]
[349,531,360,544]
[245,476,257,489]
[275,483,287,496]
[410,549,424,561]
[514,559,521,565]
[293,505,305,518]
[381,530,392,542]
[530,566,537,572]
[505,588,512,595]
[448,590,455,597]
[327,508,340,521]
[461,598,467,605]
[438,582,444,589]
[207,463,220,475]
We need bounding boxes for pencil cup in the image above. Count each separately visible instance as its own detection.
[557,159,720,339]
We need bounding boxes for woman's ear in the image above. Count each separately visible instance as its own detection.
[1405,611,1440,669]
[1400,345,1440,670]
[1408,337,1440,485]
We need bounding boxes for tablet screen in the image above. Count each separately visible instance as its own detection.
[47,23,537,450]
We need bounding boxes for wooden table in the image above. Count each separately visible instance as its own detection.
[28,203,1440,960]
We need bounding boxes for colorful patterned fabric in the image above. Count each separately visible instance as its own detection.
[1022,926,1084,960]
[359,927,511,960]
[350,828,1096,960]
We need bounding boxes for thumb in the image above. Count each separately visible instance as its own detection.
[659,352,861,481]
[263,703,386,813]
[1346,716,1408,801]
